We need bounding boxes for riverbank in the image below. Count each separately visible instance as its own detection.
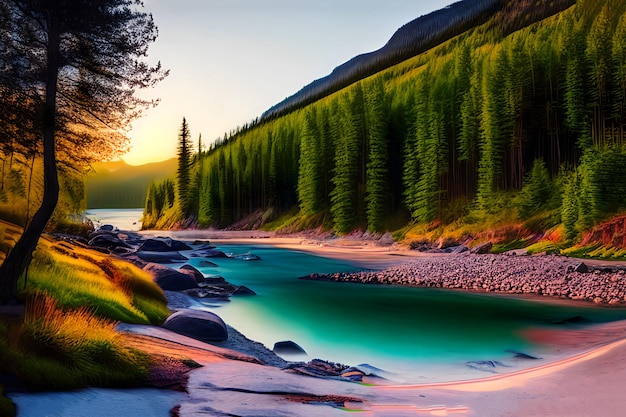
[10,229,626,416]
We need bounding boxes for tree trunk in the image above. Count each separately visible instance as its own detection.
[0,22,60,305]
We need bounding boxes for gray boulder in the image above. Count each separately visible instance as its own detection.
[471,242,493,254]
[273,340,307,355]
[143,263,198,291]
[162,309,228,342]
[88,234,131,250]
[138,238,192,252]
[136,251,188,263]
[179,264,205,283]
[233,285,256,296]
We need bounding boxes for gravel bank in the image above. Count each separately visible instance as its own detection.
[302,253,626,305]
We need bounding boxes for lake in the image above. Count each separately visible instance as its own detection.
[88,209,626,382]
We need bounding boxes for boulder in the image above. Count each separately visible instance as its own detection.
[136,251,188,263]
[143,263,198,291]
[138,238,191,252]
[200,248,228,258]
[273,340,307,356]
[233,285,256,296]
[99,224,115,232]
[574,262,589,273]
[179,264,205,283]
[162,309,228,342]
[471,242,493,254]
[199,260,219,267]
[88,233,131,250]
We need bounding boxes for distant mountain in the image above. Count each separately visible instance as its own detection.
[262,0,574,120]
[86,158,176,209]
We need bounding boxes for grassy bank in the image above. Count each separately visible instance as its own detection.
[0,219,171,413]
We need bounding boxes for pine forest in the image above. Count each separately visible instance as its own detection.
[144,0,626,245]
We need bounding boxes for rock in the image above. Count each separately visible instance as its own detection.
[232,285,256,296]
[229,253,261,261]
[466,360,510,373]
[471,242,493,254]
[273,340,307,355]
[162,309,228,342]
[99,224,115,232]
[199,248,228,258]
[179,264,205,283]
[138,238,191,252]
[143,263,198,291]
[88,234,131,250]
[200,276,228,285]
[506,350,542,360]
[574,262,589,273]
[199,260,219,267]
[136,251,188,263]
[448,245,470,254]
[181,288,231,299]
[437,236,460,250]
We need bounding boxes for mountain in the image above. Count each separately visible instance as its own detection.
[262,0,574,120]
[86,159,176,209]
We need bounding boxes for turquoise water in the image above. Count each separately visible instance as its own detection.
[185,244,626,379]
[81,208,626,379]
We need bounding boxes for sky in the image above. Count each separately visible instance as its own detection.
[123,0,453,166]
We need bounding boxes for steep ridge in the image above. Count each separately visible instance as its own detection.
[262,0,574,120]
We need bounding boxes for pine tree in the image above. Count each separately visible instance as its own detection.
[330,93,359,234]
[177,117,192,216]
[297,108,323,217]
[364,79,389,233]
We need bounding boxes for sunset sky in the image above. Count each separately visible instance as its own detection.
[124,0,453,166]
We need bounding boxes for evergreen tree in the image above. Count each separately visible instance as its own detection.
[297,109,323,217]
[177,117,192,216]
[364,79,389,232]
[330,93,359,234]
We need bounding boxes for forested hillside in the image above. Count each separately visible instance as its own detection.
[86,159,176,209]
[145,0,626,244]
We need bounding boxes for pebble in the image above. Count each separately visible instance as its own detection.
[303,254,626,305]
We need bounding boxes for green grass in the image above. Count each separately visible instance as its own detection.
[0,218,170,390]
[562,244,626,260]
[10,293,150,389]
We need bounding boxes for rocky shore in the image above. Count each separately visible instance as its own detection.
[302,253,626,305]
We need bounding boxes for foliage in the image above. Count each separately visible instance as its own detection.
[517,159,555,219]
[146,1,626,245]
[0,0,166,302]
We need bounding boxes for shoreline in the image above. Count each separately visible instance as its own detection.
[159,232,626,415]
[11,228,625,415]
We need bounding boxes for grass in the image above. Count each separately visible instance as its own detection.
[2,293,150,389]
[0,218,170,390]
[562,244,626,260]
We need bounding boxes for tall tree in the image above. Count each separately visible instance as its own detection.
[0,0,166,304]
[364,79,389,232]
[177,117,192,216]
